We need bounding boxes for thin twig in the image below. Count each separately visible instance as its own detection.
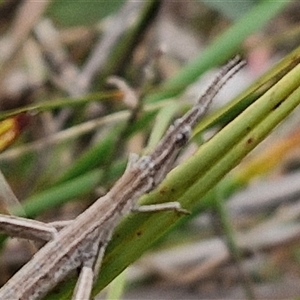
[0,100,175,163]
[0,0,50,80]
[76,2,145,94]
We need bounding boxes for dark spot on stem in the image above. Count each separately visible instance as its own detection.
[159,187,168,195]
[247,137,254,144]
[272,99,284,110]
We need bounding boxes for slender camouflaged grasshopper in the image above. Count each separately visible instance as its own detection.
[0,56,245,300]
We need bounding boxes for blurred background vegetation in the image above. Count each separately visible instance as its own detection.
[0,1,300,299]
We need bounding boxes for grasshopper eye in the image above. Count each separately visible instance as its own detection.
[175,125,191,147]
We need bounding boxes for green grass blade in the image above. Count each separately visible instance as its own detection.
[56,126,123,184]
[146,0,291,103]
[13,169,103,217]
[0,91,120,121]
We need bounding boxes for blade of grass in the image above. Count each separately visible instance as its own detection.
[13,169,103,217]
[105,270,127,300]
[0,91,122,121]
[144,101,183,153]
[98,0,161,81]
[56,126,123,184]
[146,0,291,103]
